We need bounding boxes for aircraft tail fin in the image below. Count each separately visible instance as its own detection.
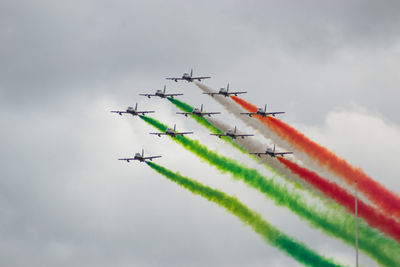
[135,103,138,111]
[234,126,237,133]
[163,85,166,93]
[174,124,176,131]
[201,104,203,112]
[142,149,144,157]
[190,68,193,77]
[227,83,230,92]
[264,104,267,112]
[273,144,276,153]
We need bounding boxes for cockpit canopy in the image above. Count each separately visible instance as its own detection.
[128,106,134,110]
[219,88,227,93]
[193,108,200,113]
[156,90,163,94]
[134,153,142,157]
[183,73,189,77]
[257,108,264,113]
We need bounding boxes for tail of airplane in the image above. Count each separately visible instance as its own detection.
[135,103,138,111]
[200,104,203,112]
[264,104,267,112]
[273,144,276,153]
[173,124,176,132]
[163,85,166,93]
[190,68,193,77]
[227,83,230,92]
[142,149,144,157]
[234,126,237,133]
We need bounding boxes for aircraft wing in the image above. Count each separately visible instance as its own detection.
[110,111,128,115]
[176,131,194,136]
[149,132,167,136]
[210,133,227,138]
[202,112,221,116]
[240,112,256,116]
[118,158,135,162]
[164,93,184,98]
[249,152,264,157]
[176,112,191,116]
[143,156,162,161]
[138,110,155,115]
[139,93,156,98]
[166,77,184,81]
[192,76,211,81]
[202,92,218,97]
[233,134,254,138]
[275,152,293,157]
[227,91,247,96]
[266,111,285,116]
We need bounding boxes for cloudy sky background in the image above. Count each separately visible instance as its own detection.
[1,1,400,266]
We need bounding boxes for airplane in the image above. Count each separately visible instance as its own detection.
[240,104,285,117]
[250,144,293,158]
[149,124,194,138]
[176,104,221,117]
[139,85,183,99]
[166,69,211,82]
[210,126,254,139]
[110,103,155,116]
[118,149,162,163]
[203,83,247,97]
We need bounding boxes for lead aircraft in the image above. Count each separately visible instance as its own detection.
[166,69,211,82]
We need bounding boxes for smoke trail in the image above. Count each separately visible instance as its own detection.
[139,115,400,266]
[230,95,400,220]
[278,156,400,243]
[146,161,343,267]
[167,97,326,197]
[195,83,356,198]
[167,98,246,153]
[167,97,318,195]
[206,117,322,194]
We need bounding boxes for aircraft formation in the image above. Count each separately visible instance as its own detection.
[111,68,292,162]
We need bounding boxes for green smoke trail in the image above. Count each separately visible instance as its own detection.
[139,115,400,266]
[167,97,247,153]
[146,161,343,267]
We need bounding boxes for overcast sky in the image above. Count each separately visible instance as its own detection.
[1,1,400,266]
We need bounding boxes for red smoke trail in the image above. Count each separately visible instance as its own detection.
[278,156,400,243]
[231,95,400,220]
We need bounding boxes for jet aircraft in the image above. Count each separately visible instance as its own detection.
[110,103,155,116]
[118,149,161,162]
[166,69,211,82]
[139,85,183,99]
[203,83,247,97]
[149,124,193,138]
[240,104,285,117]
[176,104,220,117]
[250,145,293,158]
[210,126,254,139]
